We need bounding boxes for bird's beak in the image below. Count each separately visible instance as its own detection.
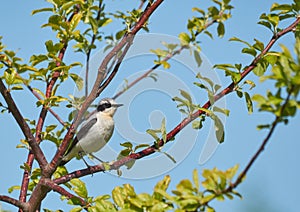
[113,103,123,107]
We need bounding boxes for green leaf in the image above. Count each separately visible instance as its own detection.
[258,20,272,31]
[176,179,193,192]
[70,179,88,199]
[192,7,205,15]
[192,169,199,191]
[217,22,225,37]
[160,118,167,143]
[161,60,170,69]
[134,143,150,152]
[120,142,133,149]
[178,32,190,46]
[243,80,256,90]
[162,151,176,163]
[69,207,82,212]
[146,129,160,143]
[244,92,253,114]
[70,73,84,91]
[45,124,57,133]
[31,8,53,15]
[253,62,265,76]
[242,47,257,57]
[179,89,193,104]
[229,37,251,47]
[252,94,266,105]
[8,185,20,194]
[211,114,225,143]
[257,124,271,130]
[213,106,230,116]
[70,12,83,32]
[264,52,279,65]
[61,1,83,11]
[99,18,112,27]
[193,50,202,67]
[204,30,213,39]
[192,120,203,129]
[112,186,125,208]
[270,3,292,12]
[253,39,264,51]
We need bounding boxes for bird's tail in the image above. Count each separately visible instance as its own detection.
[58,158,70,166]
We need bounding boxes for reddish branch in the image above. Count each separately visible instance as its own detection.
[54,16,300,184]
[18,20,69,210]
[41,179,88,207]
[0,195,27,211]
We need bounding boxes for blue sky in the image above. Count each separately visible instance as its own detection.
[0,0,299,211]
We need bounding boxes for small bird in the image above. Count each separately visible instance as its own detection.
[59,98,123,166]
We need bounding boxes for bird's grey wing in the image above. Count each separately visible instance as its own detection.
[64,117,97,156]
[76,117,97,140]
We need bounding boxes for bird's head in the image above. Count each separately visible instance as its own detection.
[97,98,123,117]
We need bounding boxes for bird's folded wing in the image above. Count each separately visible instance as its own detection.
[64,117,97,156]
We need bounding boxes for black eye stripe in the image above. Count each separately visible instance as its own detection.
[97,102,111,112]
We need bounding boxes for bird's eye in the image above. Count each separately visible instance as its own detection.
[97,102,111,111]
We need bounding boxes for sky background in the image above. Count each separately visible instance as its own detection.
[0,0,299,211]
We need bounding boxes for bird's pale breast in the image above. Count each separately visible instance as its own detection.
[77,113,114,154]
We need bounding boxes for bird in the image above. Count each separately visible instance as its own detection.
[59,98,123,166]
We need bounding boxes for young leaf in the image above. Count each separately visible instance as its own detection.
[244,92,253,114]
[217,22,225,38]
[178,32,191,46]
[194,50,202,67]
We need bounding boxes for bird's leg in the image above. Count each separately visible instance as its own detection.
[78,151,94,176]
[89,153,104,163]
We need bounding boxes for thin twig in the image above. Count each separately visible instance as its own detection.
[97,34,134,95]
[85,0,103,97]
[113,17,218,100]
[112,47,183,99]
[224,86,295,193]
[138,0,146,10]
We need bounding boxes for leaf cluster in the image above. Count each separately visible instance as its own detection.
[64,166,240,212]
[253,38,300,129]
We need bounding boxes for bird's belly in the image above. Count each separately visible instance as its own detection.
[77,120,114,154]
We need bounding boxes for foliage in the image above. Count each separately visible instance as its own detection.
[64,166,240,212]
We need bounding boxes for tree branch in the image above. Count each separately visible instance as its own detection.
[97,34,134,95]
[0,195,28,211]
[224,85,295,193]
[85,0,103,97]
[41,178,88,207]
[53,16,300,183]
